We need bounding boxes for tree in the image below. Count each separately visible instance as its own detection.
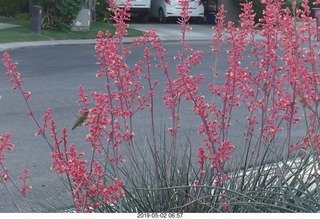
[84,0,97,21]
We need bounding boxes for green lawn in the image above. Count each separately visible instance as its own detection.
[0,17,143,44]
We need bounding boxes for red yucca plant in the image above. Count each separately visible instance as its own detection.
[2,0,320,212]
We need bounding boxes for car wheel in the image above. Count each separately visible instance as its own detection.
[159,8,167,23]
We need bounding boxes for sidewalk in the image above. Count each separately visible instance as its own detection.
[0,22,19,29]
[0,39,93,52]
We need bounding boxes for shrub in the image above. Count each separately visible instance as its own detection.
[0,0,28,17]
[33,0,85,30]
[96,0,111,23]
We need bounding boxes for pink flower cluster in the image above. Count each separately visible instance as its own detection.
[2,52,31,102]
[2,48,126,212]
[90,4,160,162]
[0,133,14,187]
[37,108,125,212]
[192,0,320,209]
[1,53,32,199]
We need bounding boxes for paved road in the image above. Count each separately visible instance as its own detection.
[0,44,101,212]
[0,41,222,212]
[0,20,219,212]
[129,21,215,41]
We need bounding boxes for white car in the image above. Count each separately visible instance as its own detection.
[150,0,204,23]
[116,0,151,22]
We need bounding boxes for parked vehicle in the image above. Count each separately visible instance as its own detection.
[150,0,204,23]
[116,0,151,22]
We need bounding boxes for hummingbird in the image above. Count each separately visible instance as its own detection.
[72,111,89,130]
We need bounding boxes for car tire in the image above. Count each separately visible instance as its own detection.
[159,8,167,23]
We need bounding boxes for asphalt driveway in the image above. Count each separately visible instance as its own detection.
[129,22,215,41]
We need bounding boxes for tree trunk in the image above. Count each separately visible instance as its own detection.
[85,0,96,21]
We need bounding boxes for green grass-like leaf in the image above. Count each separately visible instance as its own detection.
[94,129,320,213]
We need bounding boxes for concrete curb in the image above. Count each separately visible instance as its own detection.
[0,39,121,52]
[0,37,214,52]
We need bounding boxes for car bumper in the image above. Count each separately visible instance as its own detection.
[165,7,204,18]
